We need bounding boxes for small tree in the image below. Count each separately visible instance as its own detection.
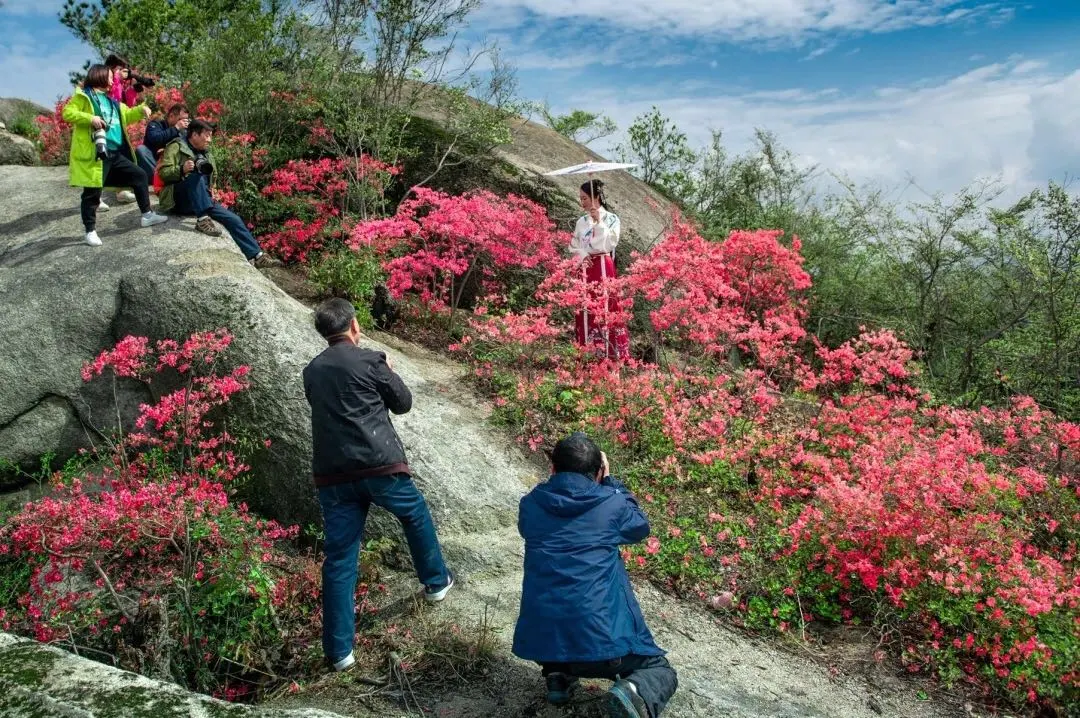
[540,104,617,145]
[301,0,523,198]
[614,106,696,193]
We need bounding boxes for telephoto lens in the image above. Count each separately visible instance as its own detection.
[92,128,108,161]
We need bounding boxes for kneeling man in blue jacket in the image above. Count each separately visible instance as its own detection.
[513,432,678,718]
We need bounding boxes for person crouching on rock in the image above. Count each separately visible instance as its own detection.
[63,63,170,247]
[157,119,281,268]
[513,432,678,717]
[303,298,455,673]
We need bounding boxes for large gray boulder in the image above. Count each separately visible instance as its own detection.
[0,632,345,718]
[0,166,530,532]
[0,97,50,128]
[0,129,37,166]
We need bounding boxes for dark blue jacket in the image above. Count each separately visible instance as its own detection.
[512,471,664,663]
[143,119,182,154]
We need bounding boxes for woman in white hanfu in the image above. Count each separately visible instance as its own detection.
[569,179,630,360]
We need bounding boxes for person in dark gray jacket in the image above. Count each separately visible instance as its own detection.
[303,298,454,673]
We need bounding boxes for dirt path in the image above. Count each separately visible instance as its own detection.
[268,333,977,718]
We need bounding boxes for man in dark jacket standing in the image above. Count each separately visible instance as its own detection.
[304,298,454,673]
[513,432,678,718]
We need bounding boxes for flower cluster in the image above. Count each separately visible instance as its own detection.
[257,156,400,263]
[350,188,566,325]
[263,156,400,214]
[626,219,810,364]
[259,218,331,265]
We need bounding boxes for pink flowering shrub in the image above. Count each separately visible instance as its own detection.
[35,99,72,165]
[626,220,811,364]
[350,188,566,331]
[0,331,322,699]
[802,327,921,396]
[258,156,400,263]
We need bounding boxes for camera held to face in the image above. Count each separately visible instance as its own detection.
[92,128,108,161]
[131,73,156,94]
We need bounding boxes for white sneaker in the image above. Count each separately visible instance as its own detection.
[84,231,102,247]
[140,211,169,228]
[331,652,355,672]
[424,572,455,602]
[98,200,110,211]
[116,190,136,204]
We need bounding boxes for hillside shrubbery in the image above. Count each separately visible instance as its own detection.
[346,206,1078,712]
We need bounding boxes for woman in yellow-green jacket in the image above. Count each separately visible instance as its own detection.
[62,63,169,247]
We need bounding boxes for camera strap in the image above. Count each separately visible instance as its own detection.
[87,90,118,130]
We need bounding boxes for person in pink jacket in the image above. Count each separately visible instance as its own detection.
[103,55,147,206]
[105,55,141,107]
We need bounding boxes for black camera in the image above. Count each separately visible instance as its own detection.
[194,156,213,176]
[131,74,156,93]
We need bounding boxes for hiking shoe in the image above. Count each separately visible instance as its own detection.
[424,572,454,602]
[606,679,648,718]
[545,672,579,705]
[140,211,169,228]
[251,252,283,269]
[84,231,102,247]
[98,199,110,211]
[195,216,222,236]
[116,190,136,204]
[330,652,355,672]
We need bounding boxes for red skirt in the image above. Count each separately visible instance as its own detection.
[574,253,630,360]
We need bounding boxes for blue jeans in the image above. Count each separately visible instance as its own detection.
[318,474,449,662]
[172,172,262,260]
[135,144,157,180]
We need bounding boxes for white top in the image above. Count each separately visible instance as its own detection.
[570,207,621,260]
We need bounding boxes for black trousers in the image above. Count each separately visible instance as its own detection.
[542,654,678,717]
[80,151,151,231]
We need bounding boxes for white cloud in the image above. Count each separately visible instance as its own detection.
[480,0,1011,42]
[802,45,835,61]
[574,57,1080,201]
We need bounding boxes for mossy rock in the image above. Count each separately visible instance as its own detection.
[0,633,345,717]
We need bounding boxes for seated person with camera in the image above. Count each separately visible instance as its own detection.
[136,103,190,182]
[158,120,281,268]
[62,63,169,247]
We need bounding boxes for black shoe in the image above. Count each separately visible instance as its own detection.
[545,672,580,705]
[424,571,454,602]
[607,679,648,718]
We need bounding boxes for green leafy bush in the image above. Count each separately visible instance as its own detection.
[307,248,386,328]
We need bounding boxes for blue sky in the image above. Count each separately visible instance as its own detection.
[3,1,1079,200]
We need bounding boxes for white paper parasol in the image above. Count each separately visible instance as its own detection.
[543,161,637,176]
